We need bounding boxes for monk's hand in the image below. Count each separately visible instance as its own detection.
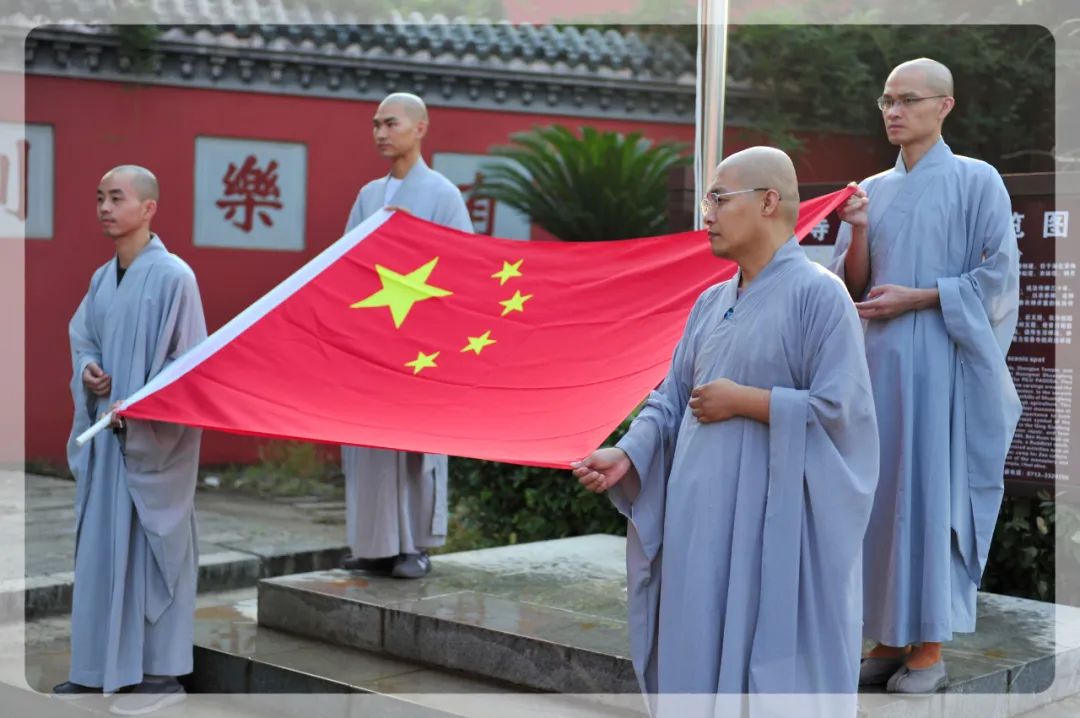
[105,401,125,430]
[856,284,927,320]
[384,205,412,216]
[689,379,743,423]
[837,182,869,228]
[571,448,631,494]
[82,361,111,397]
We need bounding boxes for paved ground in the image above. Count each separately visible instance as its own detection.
[20,472,347,577]
[1019,694,1080,716]
[1,472,350,620]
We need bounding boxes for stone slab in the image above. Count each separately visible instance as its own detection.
[258,535,1080,710]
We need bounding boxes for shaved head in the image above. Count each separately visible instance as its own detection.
[372,93,430,164]
[702,145,800,269]
[101,165,159,201]
[881,58,956,149]
[378,93,429,123]
[717,146,800,229]
[887,58,954,96]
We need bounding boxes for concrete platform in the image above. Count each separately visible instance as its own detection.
[256,535,1080,717]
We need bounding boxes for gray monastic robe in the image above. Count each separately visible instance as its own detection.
[341,157,473,557]
[830,138,1021,646]
[611,239,878,717]
[66,236,206,691]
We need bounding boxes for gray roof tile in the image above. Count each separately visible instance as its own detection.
[11,1,696,80]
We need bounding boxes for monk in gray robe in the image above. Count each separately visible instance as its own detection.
[60,165,206,715]
[831,58,1021,693]
[574,147,878,717]
[340,93,472,579]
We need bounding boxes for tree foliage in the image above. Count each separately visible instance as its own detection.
[726,23,1056,172]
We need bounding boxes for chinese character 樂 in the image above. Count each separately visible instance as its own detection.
[215,155,283,233]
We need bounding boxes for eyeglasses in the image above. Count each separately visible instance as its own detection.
[876,95,947,111]
[699,188,778,217]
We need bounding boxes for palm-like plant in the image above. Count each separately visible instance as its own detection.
[474,126,690,241]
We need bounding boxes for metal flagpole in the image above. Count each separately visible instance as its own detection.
[695,0,730,230]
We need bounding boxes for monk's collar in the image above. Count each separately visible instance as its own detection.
[389,156,427,183]
[736,236,800,289]
[124,234,165,269]
[896,136,952,175]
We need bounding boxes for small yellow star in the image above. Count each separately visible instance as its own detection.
[350,258,453,328]
[499,290,533,317]
[405,350,440,375]
[491,259,524,286]
[461,330,497,355]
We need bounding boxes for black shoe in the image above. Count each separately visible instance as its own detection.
[340,553,396,574]
[391,552,431,579]
[53,681,102,698]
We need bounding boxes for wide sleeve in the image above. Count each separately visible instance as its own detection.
[122,269,208,474]
[937,169,1020,356]
[67,280,101,423]
[751,278,879,694]
[936,170,1022,580]
[769,282,878,574]
[65,271,104,481]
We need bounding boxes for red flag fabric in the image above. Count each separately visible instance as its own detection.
[119,186,855,468]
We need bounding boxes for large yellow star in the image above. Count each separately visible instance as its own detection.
[350,258,453,328]
[491,259,524,286]
[499,290,533,317]
[405,350,440,375]
[461,330,496,355]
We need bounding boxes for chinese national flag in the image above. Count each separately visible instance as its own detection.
[120,187,855,468]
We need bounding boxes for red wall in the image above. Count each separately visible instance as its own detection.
[24,75,886,465]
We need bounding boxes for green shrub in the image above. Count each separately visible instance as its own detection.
[982,492,1080,607]
[200,440,343,501]
[441,415,636,552]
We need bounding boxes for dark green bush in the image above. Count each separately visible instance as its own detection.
[982,492,1080,607]
[442,415,635,552]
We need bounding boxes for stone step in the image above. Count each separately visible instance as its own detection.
[258,535,639,695]
[255,535,1080,716]
[13,473,353,621]
[3,542,348,621]
[192,592,643,718]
